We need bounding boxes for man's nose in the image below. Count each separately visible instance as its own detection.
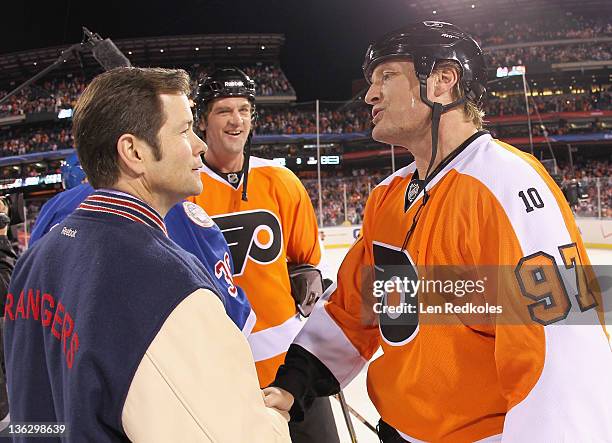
[365,83,380,105]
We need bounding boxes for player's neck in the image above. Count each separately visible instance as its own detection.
[412,111,478,180]
[204,149,244,173]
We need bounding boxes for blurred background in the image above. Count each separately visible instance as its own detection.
[0,0,610,254]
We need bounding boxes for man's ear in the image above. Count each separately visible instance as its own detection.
[432,67,460,104]
[198,118,207,132]
[116,133,146,177]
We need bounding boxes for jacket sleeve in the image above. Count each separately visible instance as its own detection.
[121,288,289,443]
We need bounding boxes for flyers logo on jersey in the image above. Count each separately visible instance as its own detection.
[213,210,283,276]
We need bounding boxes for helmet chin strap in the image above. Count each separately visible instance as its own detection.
[240,131,253,201]
[417,74,467,202]
[400,74,468,251]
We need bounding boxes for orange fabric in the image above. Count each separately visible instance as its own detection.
[256,352,287,388]
[190,159,321,386]
[322,138,602,441]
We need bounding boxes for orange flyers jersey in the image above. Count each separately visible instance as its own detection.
[293,132,612,442]
[189,156,322,387]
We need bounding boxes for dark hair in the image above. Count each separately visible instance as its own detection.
[72,67,191,188]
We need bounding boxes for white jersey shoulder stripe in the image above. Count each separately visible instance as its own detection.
[376,163,416,189]
[452,135,570,257]
[249,156,286,169]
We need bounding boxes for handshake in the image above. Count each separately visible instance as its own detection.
[262,387,295,422]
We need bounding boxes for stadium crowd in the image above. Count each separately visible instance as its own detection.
[0,76,87,118]
[0,124,73,157]
[470,15,612,46]
[301,170,387,226]
[3,88,609,158]
[256,105,371,135]
[487,89,611,116]
[486,43,611,67]
[558,160,612,217]
[0,64,292,120]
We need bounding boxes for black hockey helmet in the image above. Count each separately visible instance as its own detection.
[196,67,256,117]
[363,21,487,104]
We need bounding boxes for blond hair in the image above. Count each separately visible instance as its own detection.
[432,60,484,129]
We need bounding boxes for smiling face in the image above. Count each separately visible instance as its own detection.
[201,96,253,159]
[364,59,432,146]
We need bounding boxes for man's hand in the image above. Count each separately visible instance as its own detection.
[262,387,294,419]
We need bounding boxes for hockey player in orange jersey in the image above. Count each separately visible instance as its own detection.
[191,68,339,443]
[264,22,612,442]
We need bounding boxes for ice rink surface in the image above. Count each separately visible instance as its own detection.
[324,246,612,443]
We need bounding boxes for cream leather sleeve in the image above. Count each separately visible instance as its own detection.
[121,288,290,443]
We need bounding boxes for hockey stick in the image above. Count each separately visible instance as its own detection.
[346,400,378,435]
[333,393,378,435]
[335,391,358,442]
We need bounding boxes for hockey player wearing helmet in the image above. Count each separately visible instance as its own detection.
[265,22,612,442]
[192,68,339,443]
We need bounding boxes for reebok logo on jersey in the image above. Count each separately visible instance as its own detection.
[213,210,283,276]
[61,227,77,238]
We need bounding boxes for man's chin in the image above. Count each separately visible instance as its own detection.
[371,126,390,144]
[184,183,203,198]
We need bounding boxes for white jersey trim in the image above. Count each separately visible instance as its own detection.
[294,286,368,388]
[377,163,416,188]
[249,156,287,169]
[242,309,257,337]
[248,314,303,362]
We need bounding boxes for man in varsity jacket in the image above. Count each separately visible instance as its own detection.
[264,22,612,442]
[4,67,289,442]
